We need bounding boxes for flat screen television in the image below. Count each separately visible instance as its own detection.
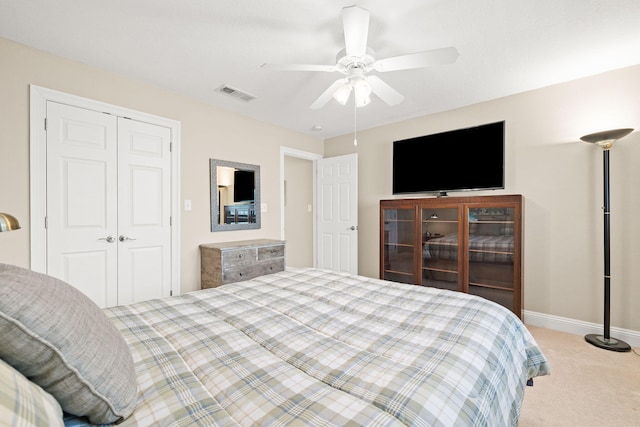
[392,121,505,196]
[233,170,255,202]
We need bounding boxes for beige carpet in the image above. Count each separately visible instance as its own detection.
[519,326,640,426]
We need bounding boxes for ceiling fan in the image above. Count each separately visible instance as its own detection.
[262,5,459,109]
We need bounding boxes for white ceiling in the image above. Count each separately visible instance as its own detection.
[2,0,640,139]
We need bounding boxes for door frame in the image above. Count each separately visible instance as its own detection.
[279,147,322,267]
[29,85,181,295]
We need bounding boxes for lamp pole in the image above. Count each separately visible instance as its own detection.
[580,128,632,352]
[602,147,611,341]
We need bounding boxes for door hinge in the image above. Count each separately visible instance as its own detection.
[170,290,173,296]
[169,216,172,226]
[44,118,47,131]
[169,142,172,153]
[44,216,48,229]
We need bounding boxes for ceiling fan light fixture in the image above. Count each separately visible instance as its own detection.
[352,78,371,97]
[352,78,372,107]
[355,94,371,108]
[333,83,352,105]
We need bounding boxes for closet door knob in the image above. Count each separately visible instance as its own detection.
[98,236,116,243]
[119,235,137,242]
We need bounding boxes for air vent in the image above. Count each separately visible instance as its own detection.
[215,85,256,102]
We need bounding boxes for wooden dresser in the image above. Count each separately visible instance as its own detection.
[200,239,285,289]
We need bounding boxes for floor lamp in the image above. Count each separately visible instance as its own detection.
[580,128,633,352]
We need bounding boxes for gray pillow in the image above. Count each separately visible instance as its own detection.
[0,263,137,424]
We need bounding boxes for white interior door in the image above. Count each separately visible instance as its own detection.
[117,118,172,305]
[45,102,172,307]
[316,154,358,274]
[46,102,119,307]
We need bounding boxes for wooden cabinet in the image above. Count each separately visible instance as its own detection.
[200,239,285,288]
[380,195,523,318]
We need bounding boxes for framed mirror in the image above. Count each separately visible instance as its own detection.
[210,159,261,231]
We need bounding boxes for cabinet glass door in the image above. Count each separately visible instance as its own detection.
[467,206,515,311]
[421,207,459,291]
[382,208,415,284]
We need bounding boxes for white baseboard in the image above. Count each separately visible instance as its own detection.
[523,310,640,348]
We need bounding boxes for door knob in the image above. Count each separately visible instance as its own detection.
[98,236,116,243]
[349,226,358,231]
[119,235,137,242]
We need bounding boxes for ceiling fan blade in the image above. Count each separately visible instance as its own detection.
[261,63,337,72]
[373,47,459,72]
[342,5,369,57]
[367,75,405,106]
[310,78,347,109]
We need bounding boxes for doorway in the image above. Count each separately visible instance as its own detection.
[280,148,358,273]
[280,147,321,268]
[284,156,314,267]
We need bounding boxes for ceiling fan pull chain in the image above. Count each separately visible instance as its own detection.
[353,99,358,146]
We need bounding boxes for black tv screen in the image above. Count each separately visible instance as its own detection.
[392,121,505,195]
[233,170,255,202]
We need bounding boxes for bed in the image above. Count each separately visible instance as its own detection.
[0,264,549,427]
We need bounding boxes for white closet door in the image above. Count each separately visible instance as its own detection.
[46,102,172,308]
[116,118,172,305]
[46,102,119,307]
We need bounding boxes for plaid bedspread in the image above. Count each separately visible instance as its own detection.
[66,268,549,426]
[423,234,514,263]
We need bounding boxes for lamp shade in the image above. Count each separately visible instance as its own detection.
[580,128,633,149]
[333,84,352,105]
[0,213,21,232]
[353,78,372,108]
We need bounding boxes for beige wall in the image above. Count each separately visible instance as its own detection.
[2,36,639,333]
[0,37,323,293]
[325,65,640,332]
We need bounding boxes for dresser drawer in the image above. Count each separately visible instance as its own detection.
[222,248,257,267]
[223,259,285,284]
[258,245,285,260]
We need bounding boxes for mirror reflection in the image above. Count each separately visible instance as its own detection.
[210,159,261,231]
